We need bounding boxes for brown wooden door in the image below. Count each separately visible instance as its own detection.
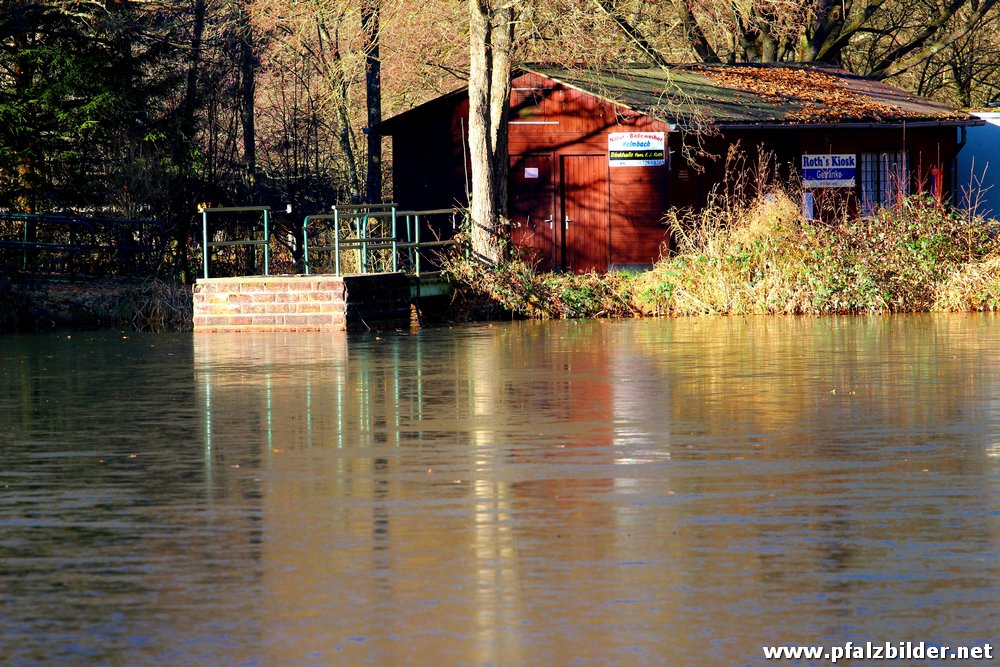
[509,154,557,270]
[561,155,610,272]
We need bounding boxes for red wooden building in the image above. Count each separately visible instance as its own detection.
[380,64,981,272]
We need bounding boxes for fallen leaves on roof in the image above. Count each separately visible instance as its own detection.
[687,65,965,123]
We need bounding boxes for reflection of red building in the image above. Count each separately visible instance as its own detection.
[501,323,618,516]
[381,64,980,273]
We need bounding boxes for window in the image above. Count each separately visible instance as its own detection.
[511,89,543,120]
[860,151,910,216]
[509,88,558,130]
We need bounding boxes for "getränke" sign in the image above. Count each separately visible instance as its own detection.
[802,154,856,188]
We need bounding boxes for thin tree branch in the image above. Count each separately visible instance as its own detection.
[592,0,674,66]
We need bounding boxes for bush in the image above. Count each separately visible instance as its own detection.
[444,183,999,320]
[444,254,637,320]
[631,190,815,315]
[806,195,997,313]
[632,190,998,316]
[122,279,193,331]
[933,253,1000,312]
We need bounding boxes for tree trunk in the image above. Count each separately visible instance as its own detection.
[467,0,514,265]
[329,25,362,204]
[679,1,720,64]
[362,0,382,204]
[13,33,35,214]
[169,0,205,281]
[237,2,259,200]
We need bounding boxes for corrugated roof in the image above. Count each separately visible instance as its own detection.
[525,63,975,127]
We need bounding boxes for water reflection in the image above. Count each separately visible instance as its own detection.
[2,315,999,665]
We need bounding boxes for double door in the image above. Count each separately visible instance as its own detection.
[509,154,609,273]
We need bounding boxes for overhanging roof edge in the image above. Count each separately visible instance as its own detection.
[379,65,980,133]
[709,119,984,130]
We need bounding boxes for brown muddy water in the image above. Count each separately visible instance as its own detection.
[1,315,999,666]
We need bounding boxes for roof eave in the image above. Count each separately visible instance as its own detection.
[520,65,649,118]
[708,118,985,130]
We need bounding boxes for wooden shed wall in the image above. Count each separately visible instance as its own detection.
[677,126,962,216]
[388,72,674,271]
[390,95,471,212]
[507,72,672,269]
[387,71,967,272]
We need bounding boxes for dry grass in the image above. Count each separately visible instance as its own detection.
[631,191,817,316]
[933,253,1000,312]
[123,279,193,331]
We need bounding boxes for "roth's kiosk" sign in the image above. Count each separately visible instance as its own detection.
[802,154,856,188]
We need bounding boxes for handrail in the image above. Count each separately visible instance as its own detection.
[394,208,460,216]
[325,203,397,210]
[0,212,164,275]
[199,206,271,279]
[303,206,465,277]
[0,212,162,226]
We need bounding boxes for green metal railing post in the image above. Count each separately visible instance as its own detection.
[415,214,422,276]
[263,209,270,276]
[359,214,368,273]
[405,213,413,271]
[334,209,342,276]
[21,214,28,271]
[391,208,398,273]
[201,208,209,279]
[354,215,364,273]
[302,216,310,275]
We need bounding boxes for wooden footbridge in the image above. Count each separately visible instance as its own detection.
[194,204,465,332]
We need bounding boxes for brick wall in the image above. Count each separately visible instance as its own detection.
[192,274,414,333]
[193,276,347,332]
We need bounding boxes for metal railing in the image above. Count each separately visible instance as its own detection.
[303,204,396,275]
[304,205,463,277]
[0,212,164,276]
[395,208,464,276]
[200,206,270,279]
[195,203,464,279]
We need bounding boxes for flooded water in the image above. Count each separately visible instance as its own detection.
[2,315,999,666]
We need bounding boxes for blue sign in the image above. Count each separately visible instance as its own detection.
[802,154,856,188]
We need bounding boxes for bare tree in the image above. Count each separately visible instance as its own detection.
[251,0,365,203]
[361,0,383,204]
[467,0,516,264]
[235,1,261,199]
[575,0,1000,84]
